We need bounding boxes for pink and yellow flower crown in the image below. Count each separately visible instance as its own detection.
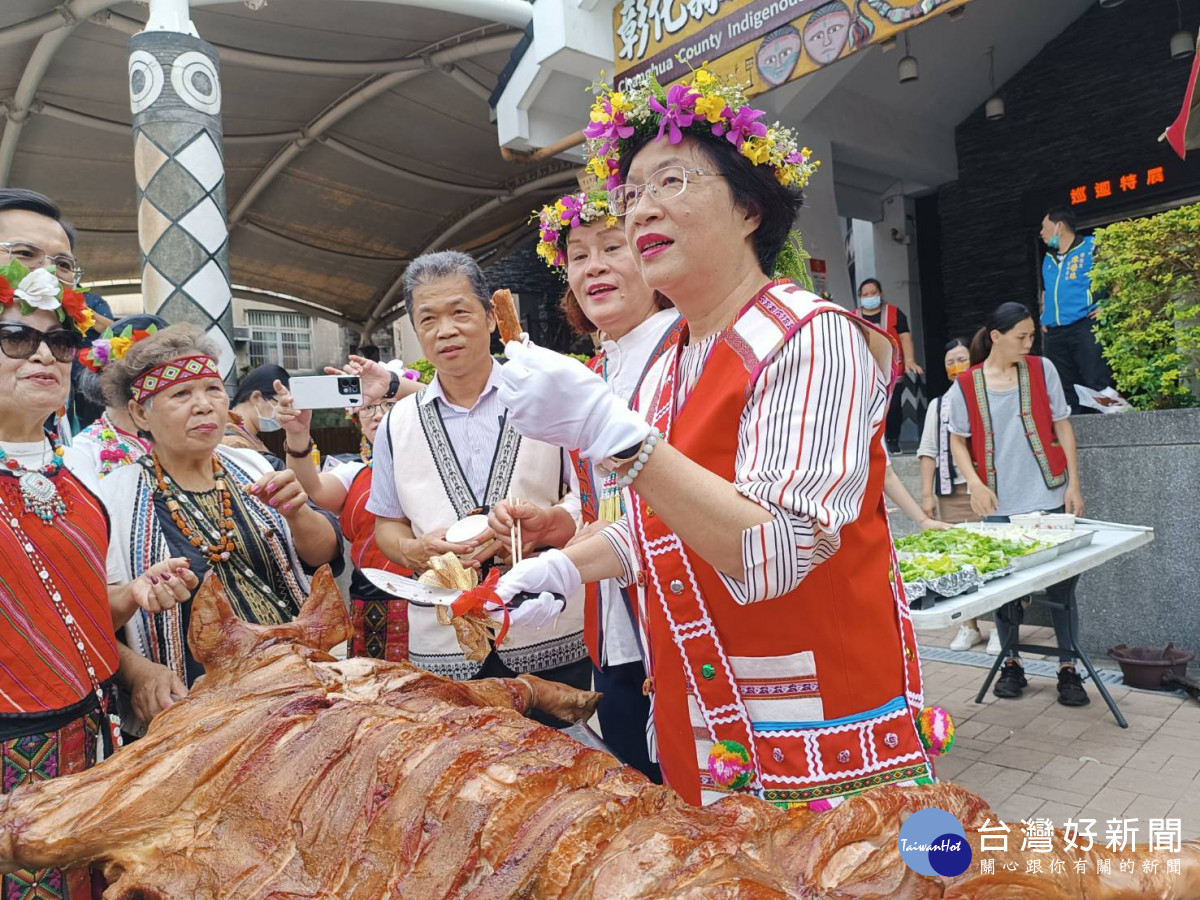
[0,259,93,336]
[584,66,820,192]
[533,190,617,272]
[79,323,159,372]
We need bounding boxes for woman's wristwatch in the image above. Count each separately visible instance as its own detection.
[384,371,400,400]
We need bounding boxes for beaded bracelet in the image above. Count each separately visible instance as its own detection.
[618,431,660,488]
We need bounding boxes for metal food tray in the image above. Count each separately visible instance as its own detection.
[903,580,927,606]
[1007,545,1058,571]
[922,565,984,599]
[979,564,1016,582]
[1052,529,1096,557]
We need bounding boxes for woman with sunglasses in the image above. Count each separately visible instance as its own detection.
[95,325,343,734]
[274,361,423,661]
[0,258,193,900]
[493,69,933,809]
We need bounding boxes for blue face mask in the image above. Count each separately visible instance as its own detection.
[860,293,882,311]
[254,400,281,433]
[1046,233,1061,251]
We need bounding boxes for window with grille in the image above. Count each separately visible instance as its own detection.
[247,310,313,371]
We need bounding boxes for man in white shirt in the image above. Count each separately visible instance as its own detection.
[368,251,589,696]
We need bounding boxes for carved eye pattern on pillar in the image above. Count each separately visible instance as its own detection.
[129,50,165,114]
[170,50,221,115]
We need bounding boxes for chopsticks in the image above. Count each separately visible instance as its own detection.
[508,491,523,566]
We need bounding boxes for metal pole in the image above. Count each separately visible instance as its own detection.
[129,0,235,380]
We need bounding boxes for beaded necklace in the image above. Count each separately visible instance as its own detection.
[143,454,293,614]
[0,489,122,750]
[87,412,150,476]
[150,452,236,564]
[0,432,68,522]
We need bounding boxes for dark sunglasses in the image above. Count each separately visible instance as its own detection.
[0,324,82,363]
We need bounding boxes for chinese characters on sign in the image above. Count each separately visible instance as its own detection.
[612,0,975,96]
[975,817,1184,877]
[1069,166,1167,206]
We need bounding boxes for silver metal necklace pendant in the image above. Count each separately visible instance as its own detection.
[19,470,66,522]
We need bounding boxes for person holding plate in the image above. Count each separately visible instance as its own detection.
[489,189,680,780]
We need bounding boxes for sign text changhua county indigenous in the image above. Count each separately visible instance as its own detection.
[614,0,974,94]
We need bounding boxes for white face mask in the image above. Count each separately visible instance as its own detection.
[860,293,882,311]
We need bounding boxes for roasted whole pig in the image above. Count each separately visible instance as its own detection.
[1,569,1197,899]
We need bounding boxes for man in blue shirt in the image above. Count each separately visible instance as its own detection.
[1039,207,1111,414]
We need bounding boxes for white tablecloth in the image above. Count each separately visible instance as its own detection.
[908,520,1154,632]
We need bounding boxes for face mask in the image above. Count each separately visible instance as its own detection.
[860,293,882,311]
[255,400,281,433]
[946,362,969,378]
[1046,228,1060,251]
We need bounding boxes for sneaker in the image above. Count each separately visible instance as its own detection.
[993,660,1027,699]
[950,625,983,651]
[986,629,1002,655]
[887,441,903,455]
[1057,667,1091,707]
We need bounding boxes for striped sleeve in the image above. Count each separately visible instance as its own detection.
[599,516,636,588]
[722,311,887,605]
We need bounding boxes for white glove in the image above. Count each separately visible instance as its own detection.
[491,593,564,630]
[488,550,581,629]
[499,340,651,461]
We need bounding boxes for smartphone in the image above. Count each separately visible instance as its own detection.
[289,375,363,410]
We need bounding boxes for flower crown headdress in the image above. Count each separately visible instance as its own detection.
[0,260,93,336]
[584,66,820,193]
[533,190,618,272]
[79,323,159,372]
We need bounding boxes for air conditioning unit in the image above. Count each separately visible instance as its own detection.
[233,326,252,343]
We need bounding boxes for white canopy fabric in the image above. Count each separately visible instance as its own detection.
[0,0,576,332]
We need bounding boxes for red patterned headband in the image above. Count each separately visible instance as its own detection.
[131,355,221,403]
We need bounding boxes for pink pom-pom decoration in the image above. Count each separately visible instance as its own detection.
[707,740,754,790]
[917,706,956,757]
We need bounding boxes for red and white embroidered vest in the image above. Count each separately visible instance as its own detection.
[628,282,931,809]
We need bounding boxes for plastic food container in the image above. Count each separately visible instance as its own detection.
[1009,512,1076,531]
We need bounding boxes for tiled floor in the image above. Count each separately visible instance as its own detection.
[918,623,1200,838]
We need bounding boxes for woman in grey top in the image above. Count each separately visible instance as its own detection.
[946,302,1089,708]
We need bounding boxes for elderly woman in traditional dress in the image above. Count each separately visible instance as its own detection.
[0,188,193,899]
[486,190,679,781]
[273,361,422,661]
[492,68,935,809]
[97,326,343,730]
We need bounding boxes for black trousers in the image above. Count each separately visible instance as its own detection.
[1044,318,1111,414]
[593,660,662,783]
[885,386,904,447]
[475,651,593,729]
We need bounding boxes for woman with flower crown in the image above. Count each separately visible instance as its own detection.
[0,191,196,899]
[69,313,165,484]
[491,68,934,810]
[487,189,680,782]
